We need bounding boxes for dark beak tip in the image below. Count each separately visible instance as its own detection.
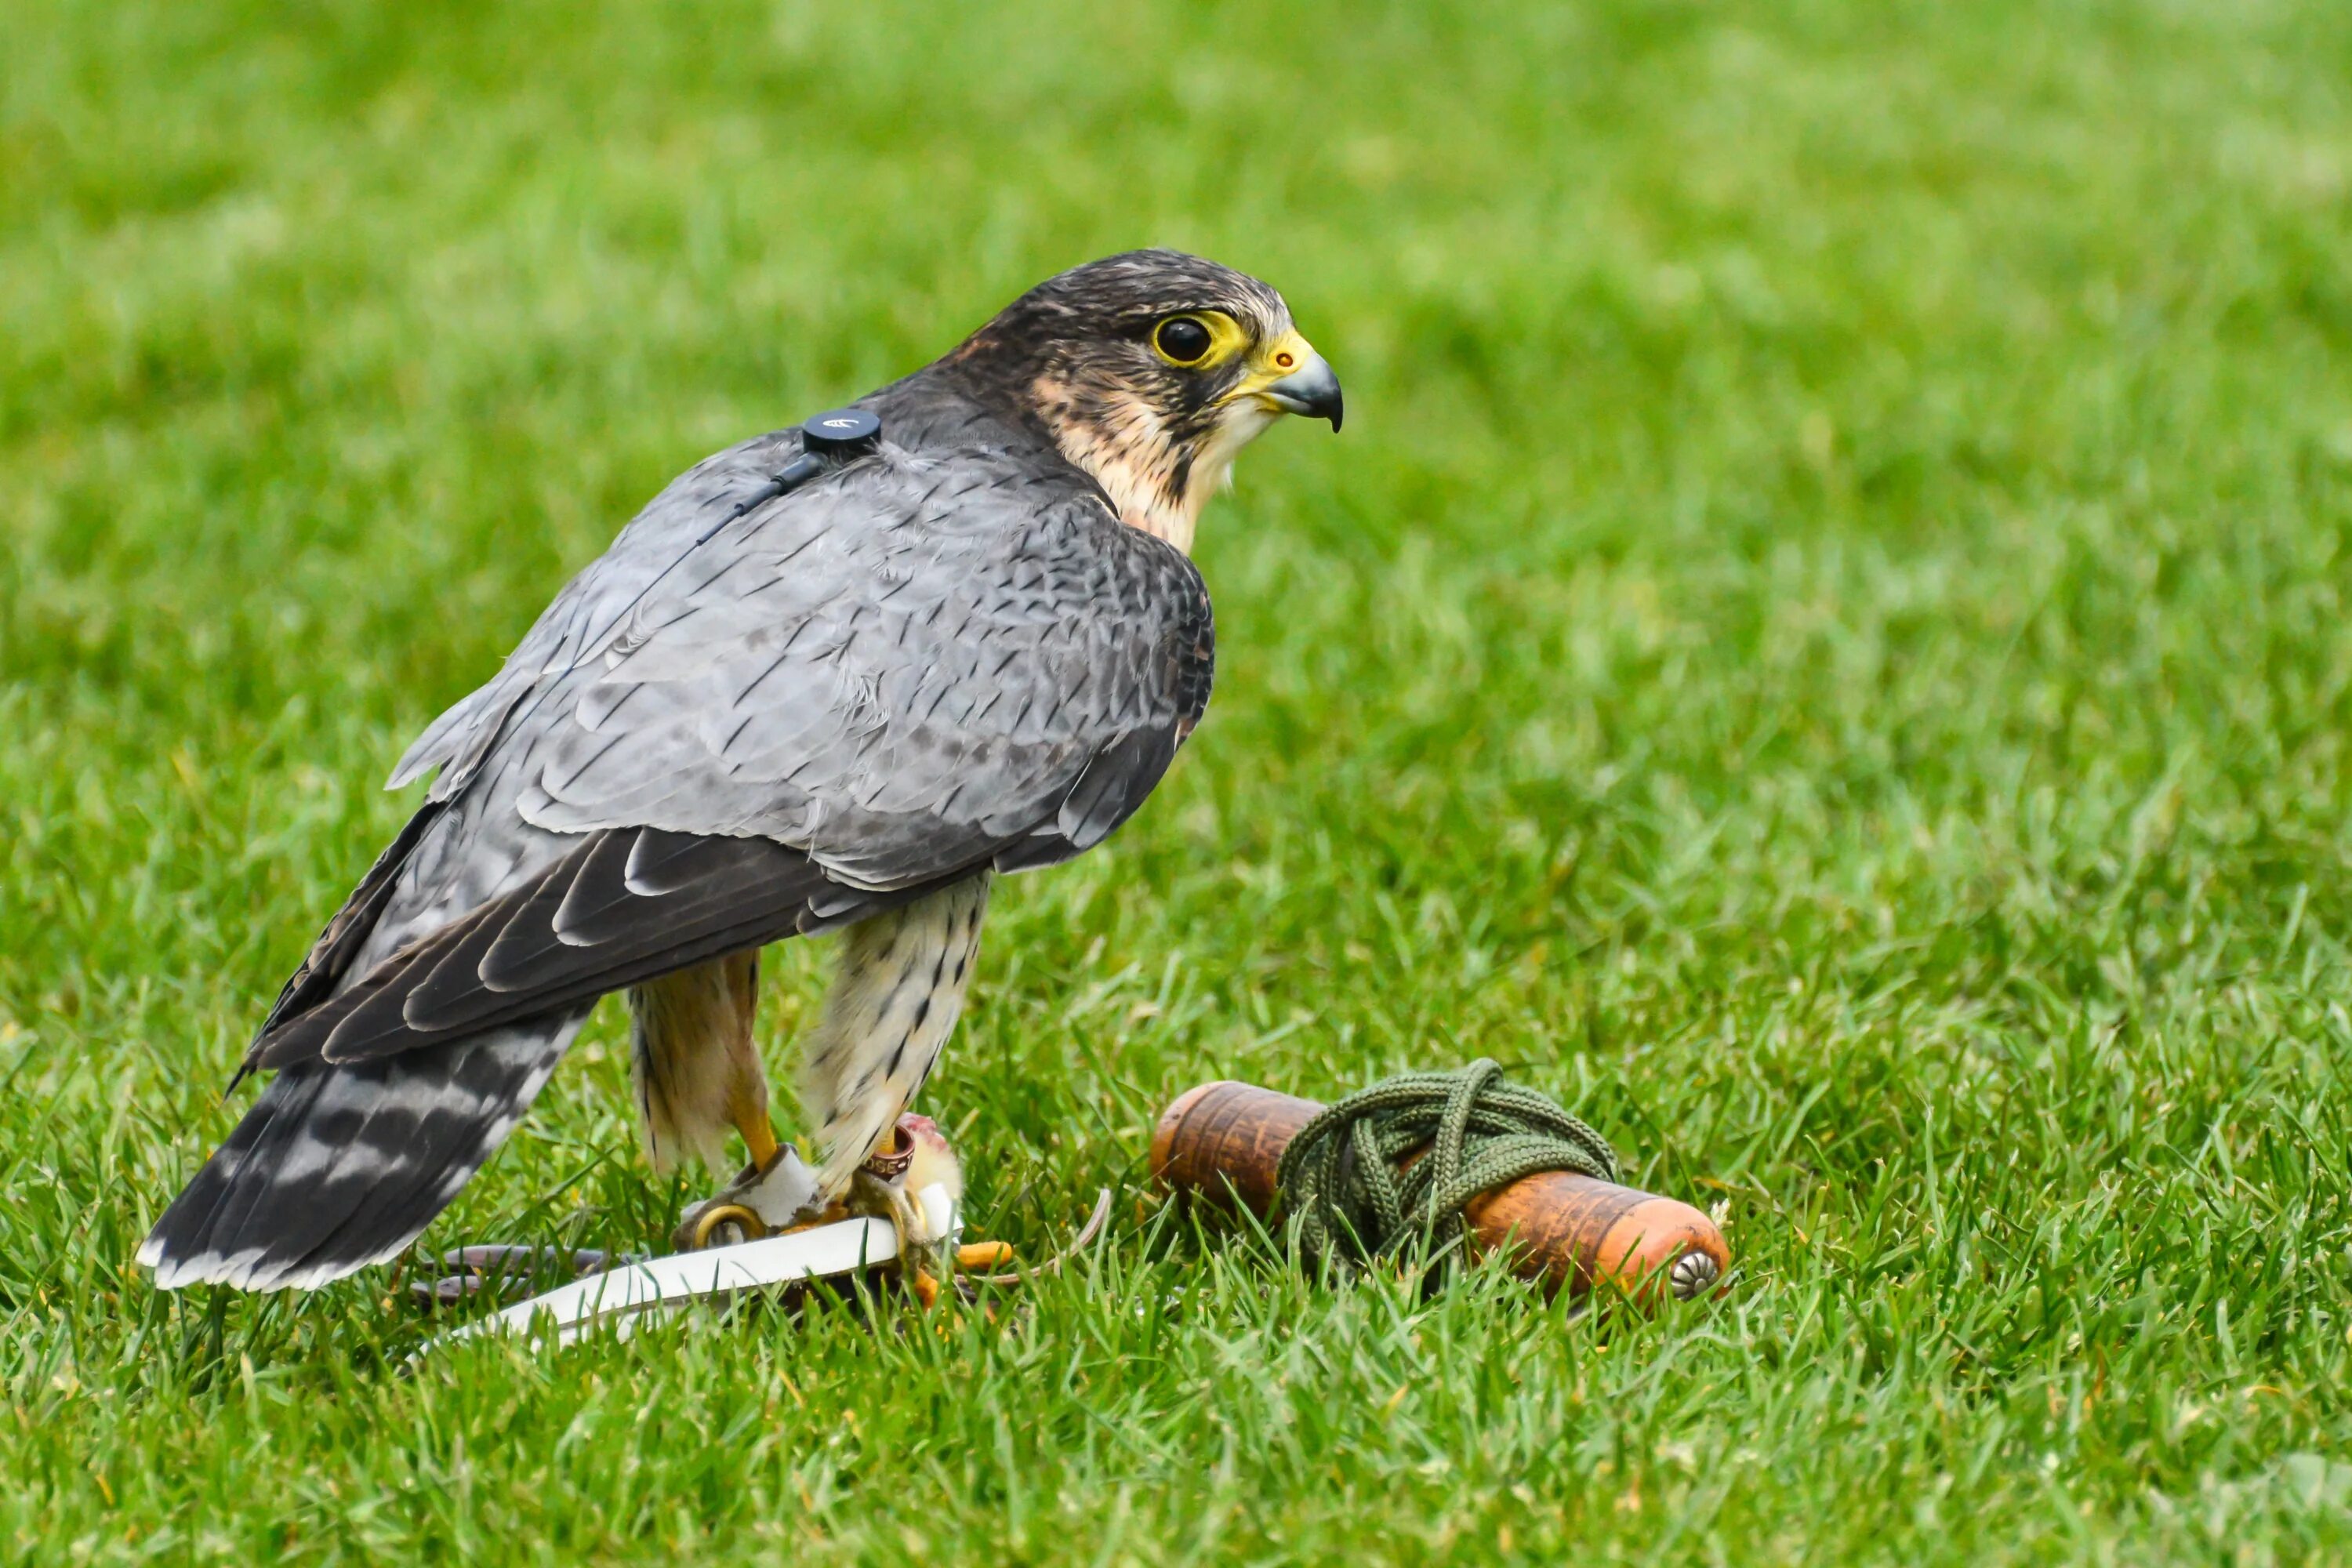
[1265,359,1344,431]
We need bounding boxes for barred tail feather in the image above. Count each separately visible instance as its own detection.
[139,1010,588,1291]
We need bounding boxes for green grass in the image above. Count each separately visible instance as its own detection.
[6,0,2352,1560]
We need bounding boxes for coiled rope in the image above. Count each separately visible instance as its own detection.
[1272,1058,1617,1273]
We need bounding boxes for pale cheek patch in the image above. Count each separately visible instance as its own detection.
[1035,368,1289,556]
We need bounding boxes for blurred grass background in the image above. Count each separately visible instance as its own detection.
[6,0,2352,1561]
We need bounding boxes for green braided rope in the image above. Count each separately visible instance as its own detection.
[1272,1059,1618,1274]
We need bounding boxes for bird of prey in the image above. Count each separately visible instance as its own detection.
[140,250,1342,1290]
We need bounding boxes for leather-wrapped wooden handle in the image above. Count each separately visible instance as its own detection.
[1151,1080,1727,1306]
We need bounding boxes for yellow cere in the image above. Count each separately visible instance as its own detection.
[1232,329,1320,398]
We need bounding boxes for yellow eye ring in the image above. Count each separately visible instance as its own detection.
[1153,316,1215,366]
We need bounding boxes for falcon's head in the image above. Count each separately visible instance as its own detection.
[946,249,1343,551]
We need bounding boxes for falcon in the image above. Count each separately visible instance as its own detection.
[140,250,1342,1290]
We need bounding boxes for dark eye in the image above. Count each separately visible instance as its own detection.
[1154,316,1213,365]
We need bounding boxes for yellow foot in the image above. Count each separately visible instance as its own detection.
[844,1166,951,1309]
[738,1114,781,1172]
[956,1240,1014,1271]
[774,1202,852,1236]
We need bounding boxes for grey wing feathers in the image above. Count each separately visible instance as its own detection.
[141,1014,587,1290]
[245,424,1210,1070]
[387,427,816,799]
[503,439,1212,888]
[392,425,1212,892]
[147,412,1211,1288]
[250,797,452,1049]
[244,827,927,1069]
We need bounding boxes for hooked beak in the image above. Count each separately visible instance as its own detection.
[1259,350,1345,431]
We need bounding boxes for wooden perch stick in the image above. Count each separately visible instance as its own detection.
[1151,1080,1728,1306]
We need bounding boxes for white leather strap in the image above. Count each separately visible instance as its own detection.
[430,1181,958,1352]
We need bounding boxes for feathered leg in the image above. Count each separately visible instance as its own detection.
[626,949,775,1178]
[800,875,991,1198]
